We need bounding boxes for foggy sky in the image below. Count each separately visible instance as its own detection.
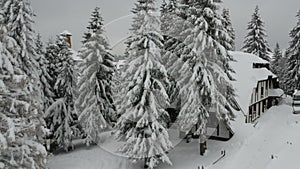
[31,0,300,55]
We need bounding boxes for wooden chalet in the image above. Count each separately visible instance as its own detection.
[230,52,284,124]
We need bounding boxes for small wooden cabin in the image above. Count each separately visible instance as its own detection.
[230,52,284,124]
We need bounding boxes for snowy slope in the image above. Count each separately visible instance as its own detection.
[47,101,300,169]
[48,52,300,169]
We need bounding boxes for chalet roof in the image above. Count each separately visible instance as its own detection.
[268,89,284,97]
[60,30,72,36]
[230,51,277,114]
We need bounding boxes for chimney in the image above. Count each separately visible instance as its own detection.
[60,30,72,48]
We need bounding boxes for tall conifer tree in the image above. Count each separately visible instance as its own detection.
[82,7,104,44]
[283,10,300,94]
[242,6,272,61]
[45,37,79,151]
[271,43,282,76]
[0,5,47,168]
[165,0,237,144]
[76,9,115,145]
[35,33,54,112]
[115,0,172,168]
[221,8,235,51]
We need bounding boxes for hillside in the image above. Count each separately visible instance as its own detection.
[47,99,300,169]
[48,52,300,169]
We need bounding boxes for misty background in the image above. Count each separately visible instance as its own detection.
[31,0,300,55]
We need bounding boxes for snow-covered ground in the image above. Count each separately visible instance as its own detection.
[48,51,300,169]
[48,97,300,169]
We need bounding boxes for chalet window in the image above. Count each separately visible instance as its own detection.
[256,88,258,101]
[266,81,268,95]
[253,63,271,70]
[258,102,261,116]
[262,100,266,113]
[261,86,264,98]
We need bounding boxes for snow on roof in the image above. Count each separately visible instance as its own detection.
[230,51,277,113]
[60,30,72,36]
[268,89,284,97]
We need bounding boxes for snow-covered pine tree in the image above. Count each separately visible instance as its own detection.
[45,39,61,94]
[160,0,167,13]
[161,0,185,71]
[115,0,172,168]
[1,0,43,108]
[168,0,236,141]
[160,0,191,107]
[160,0,177,37]
[0,17,47,169]
[35,33,45,55]
[278,52,288,92]
[76,20,115,146]
[160,0,168,39]
[160,0,178,65]
[35,33,54,112]
[283,10,300,95]
[221,8,235,51]
[45,37,79,151]
[242,5,272,61]
[82,7,104,44]
[271,43,282,76]
[160,0,184,123]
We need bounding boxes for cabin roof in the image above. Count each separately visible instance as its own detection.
[230,51,277,114]
[268,88,284,97]
[60,30,72,36]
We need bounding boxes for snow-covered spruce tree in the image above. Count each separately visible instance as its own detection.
[242,5,272,61]
[45,37,79,151]
[161,0,193,107]
[160,0,177,37]
[271,43,282,76]
[283,10,300,95]
[160,0,178,68]
[82,7,104,44]
[0,20,47,169]
[76,28,115,145]
[161,0,185,70]
[35,33,54,112]
[44,39,61,94]
[221,8,235,51]
[115,0,172,168]
[160,0,181,113]
[1,0,43,108]
[168,0,236,140]
[45,36,74,98]
[1,0,48,153]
